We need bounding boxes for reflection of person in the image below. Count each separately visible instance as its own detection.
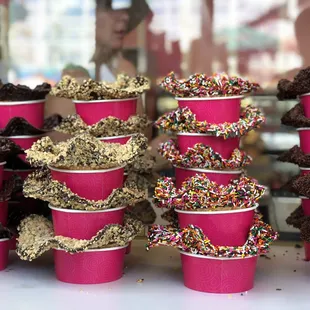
[46,0,151,121]
[275,7,310,81]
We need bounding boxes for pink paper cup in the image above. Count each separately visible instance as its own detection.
[49,165,125,201]
[74,97,138,125]
[175,167,242,187]
[0,100,45,129]
[126,242,132,255]
[99,134,133,145]
[177,133,239,158]
[300,93,310,118]
[0,161,6,189]
[0,200,8,227]
[297,128,310,154]
[0,239,10,271]
[50,205,126,239]
[181,252,257,293]
[176,205,257,246]
[3,169,34,181]
[300,167,310,176]
[304,242,310,261]
[300,196,310,216]
[177,96,242,124]
[9,135,43,162]
[54,245,127,284]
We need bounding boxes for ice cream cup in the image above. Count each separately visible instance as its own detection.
[300,167,310,176]
[297,128,310,154]
[74,97,138,125]
[0,238,10,271]
[49,165,125,201]
[300,92,310,118]
[49,205,126,239]
[3,169,34,181]
[181,251,258,293]
[175,166,242,187]
[176,96,242,124]
[0,99,45,129]
[54,245,127,284]
[177,133,239,159]
[9,135,43,162]
[0,162,6,189]
[176,204,257,246]
[99,134,133,145]
[300,196,310,216]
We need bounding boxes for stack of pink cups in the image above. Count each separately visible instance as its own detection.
[278,81,310,260]
[0,82,52,269]
[16,74,151,284]
[147,72,278,294]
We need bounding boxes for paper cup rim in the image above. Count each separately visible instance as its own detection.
[299,196,309,199]
[0,162,6,166]
[73,97,139,104]
[0,238,10,242]
[0,99,45,106]
[174,166,242,174]
[8,134,44,139]
[177,132,213,137]
[54,245,128,253]
[0,198,11,203]
[4,168,33,173]
[176,95,244,101]
[300,167,310,170]
[98,134,133,140]
[296,127,310,131]
[48,165,125,173]
[299,92,310,98]
[180,251,257,260]
[175,204,258,215]
[49,205,126,214]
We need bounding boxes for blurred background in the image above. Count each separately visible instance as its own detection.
[1,0,308,238]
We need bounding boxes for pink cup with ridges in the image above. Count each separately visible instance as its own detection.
[297,128,310,154]
[49,165,124,201]
[300,196,310,216]
[54,245,127,284]
[0,162,6,189]
[177,133,239,159]
[99,134,133,145]
[304,242,310,261]
[175,167,242,187]
[3,169,33,181]
[50,205,126,239]
[177,96,242,124]
[0,201,8,227]
[0,100,45,128]
[176,204,257,246]
[300,93,310,118]
[300,167,310,175]
[181,252,257,293]
[74,97,138,125]
[0,239,10,271]
[9,135,43,162]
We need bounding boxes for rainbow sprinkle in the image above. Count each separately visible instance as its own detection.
[154,174,266,210]
[159,140,252,169]
[159,72,260,97]
[147,214,278,258]
[155,106,265,138]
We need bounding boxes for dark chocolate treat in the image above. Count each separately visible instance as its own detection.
[0,137,23,162]
[292,174,310,197]
[4,156,32,170]
[0,114,62,136]
[277,67,310,100]
[281,104,310,128]
[278,145,310,167]
[0,81,51,101]
[0,223,12,239]
[127,200,156,225]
